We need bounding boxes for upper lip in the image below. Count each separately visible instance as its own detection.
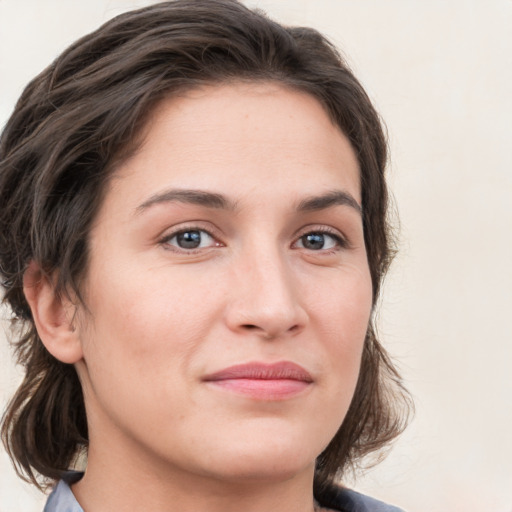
[203,361,313,383]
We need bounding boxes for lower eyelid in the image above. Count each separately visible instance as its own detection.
[294,230,348,249]
[160,227,220,250]
[158,225,350,252]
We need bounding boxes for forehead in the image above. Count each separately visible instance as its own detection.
[107,82,361,210]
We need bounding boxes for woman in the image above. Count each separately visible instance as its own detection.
[0,1,410,511]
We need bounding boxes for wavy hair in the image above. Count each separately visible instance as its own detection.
[0,0,411,492]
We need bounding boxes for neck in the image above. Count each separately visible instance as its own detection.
[72,439,320,512]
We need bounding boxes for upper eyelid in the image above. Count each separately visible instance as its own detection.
[156,222,350,248]
[293,225,348,243]
[293,231,347,250]
[158,222,221,240]
[164,227,214,240]
[158,227,221,253]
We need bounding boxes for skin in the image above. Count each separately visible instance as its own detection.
[26,83,373,512]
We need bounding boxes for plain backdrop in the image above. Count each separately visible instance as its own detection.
[1,1,511,511]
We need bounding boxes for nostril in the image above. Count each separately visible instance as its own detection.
[240,323,302,337]
[242,324,258,330]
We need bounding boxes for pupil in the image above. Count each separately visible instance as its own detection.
[303,233,324,250]
[177,231,201,249]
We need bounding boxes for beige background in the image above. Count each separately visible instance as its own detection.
[1,1,511,511]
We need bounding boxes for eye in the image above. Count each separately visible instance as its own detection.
[294,231,344,251]
[163,229,218,251]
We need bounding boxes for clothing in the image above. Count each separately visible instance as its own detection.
[43,472,405,512]
[316,485,406,512]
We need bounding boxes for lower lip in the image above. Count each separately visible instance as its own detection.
[206,378,310,400]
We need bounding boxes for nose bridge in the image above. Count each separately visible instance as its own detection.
[226,236,307,337]
[249,243,294,304]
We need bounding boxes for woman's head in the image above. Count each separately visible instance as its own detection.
[0,0,408,491]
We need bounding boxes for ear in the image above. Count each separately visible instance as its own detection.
[23,261,84,364]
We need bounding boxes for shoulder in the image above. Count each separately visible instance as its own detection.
[316,485,407,512]
[43,472,84,512]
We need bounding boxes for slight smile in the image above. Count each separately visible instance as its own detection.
[203,361,314,400]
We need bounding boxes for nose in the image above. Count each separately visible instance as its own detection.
[224,247,308,340]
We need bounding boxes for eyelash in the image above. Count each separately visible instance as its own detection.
[293,227,348,253]
[159,225,223,254]
[158,225,349,254]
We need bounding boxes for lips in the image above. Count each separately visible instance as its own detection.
[203,361,313,400]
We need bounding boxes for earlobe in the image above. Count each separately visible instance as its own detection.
[23,261,84,364]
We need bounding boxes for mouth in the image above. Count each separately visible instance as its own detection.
[202,361,313,400]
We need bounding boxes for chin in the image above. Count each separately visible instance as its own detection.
[189,424,325,483]
[205,452,315,484]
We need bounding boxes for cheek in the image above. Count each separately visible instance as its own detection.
[313,266,373,337]
[310,267,372,385]
[79,264,224,375]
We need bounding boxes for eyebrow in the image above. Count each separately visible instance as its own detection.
[136,188,361,215]
[136,189,237,213]
[297,190,362,215]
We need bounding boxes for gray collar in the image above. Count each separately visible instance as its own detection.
[43,473,84,512]
[42,472,405,512]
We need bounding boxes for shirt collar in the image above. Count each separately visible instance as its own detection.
[43,472,84,512]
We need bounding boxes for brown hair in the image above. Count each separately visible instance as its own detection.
[0,0,410,492]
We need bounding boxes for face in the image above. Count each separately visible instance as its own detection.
[75,83,373,485]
